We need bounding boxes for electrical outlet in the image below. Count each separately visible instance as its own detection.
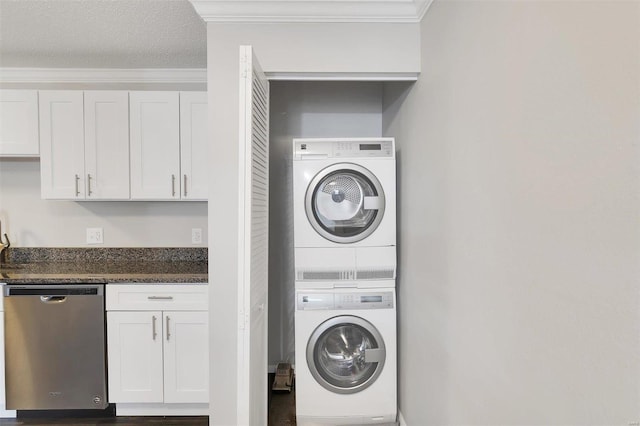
[86,228,104,244]
[192,228,202,244]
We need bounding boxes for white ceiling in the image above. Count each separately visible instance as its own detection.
[0,0,207,69]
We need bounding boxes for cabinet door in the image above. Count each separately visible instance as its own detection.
[130,91,180,200]
[84,91,130,200]
[39,91,85,199]
[180,92,208,200]
[0,90,39,156]
[107,311,164,403]
[163,311,209,403]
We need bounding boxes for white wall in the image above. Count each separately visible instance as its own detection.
[0,158,207,247]
[208,23,419,75]
[268,80,384,366]
[384,1,640,424]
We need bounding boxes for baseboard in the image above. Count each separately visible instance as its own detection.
[115,403,208,416]
[0,406,17,419]
[398,410,408,426]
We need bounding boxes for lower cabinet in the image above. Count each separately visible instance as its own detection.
[106,284,208,416]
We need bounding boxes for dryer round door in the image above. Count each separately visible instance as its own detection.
[306,315,386,394]
[305,163,385,244]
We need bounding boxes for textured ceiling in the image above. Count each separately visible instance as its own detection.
[0,0,207,68]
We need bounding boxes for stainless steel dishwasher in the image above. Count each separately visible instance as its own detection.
[3,284,108,410]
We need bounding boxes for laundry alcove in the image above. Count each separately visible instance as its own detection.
[266,79,413,371]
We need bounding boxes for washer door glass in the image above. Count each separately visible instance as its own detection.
[305,164,385,244]
[307,316,386,394]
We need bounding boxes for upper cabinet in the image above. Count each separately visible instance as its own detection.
[0,90,40,157]
[40,91,130,200]
[37,90,207,201]
[180,92,208,201]
[84,91,131,200]
[130,91,181,200]
[130,91,208,201]
[39,91,86,199]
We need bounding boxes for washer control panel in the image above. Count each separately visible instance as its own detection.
[297,291,394,310]
[294,138,395,159]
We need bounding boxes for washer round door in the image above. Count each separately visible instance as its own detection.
[306,315,386,394]
[305,163,385,244]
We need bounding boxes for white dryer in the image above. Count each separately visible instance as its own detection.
[293,138,396,285]
[295,287,397,425]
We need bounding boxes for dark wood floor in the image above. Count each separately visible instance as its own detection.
[0,381,296,426]
[0,417,208,425]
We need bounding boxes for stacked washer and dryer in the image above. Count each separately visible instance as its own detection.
[293,138,397,425]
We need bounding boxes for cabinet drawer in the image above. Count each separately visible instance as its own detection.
[106,284,208,311]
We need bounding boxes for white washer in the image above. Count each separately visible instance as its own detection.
[293,138,396,285]
[295,287,397,425]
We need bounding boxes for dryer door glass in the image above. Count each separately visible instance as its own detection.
[307,315,386,394]
[306,164,385,244]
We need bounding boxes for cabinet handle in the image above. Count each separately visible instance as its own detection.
[152,315,157,341]
[75,174,80,196]
[166,316,171,341]
[171,174,176,197]
[183,174,188,197]
[87,174,93,196]
[147,296,173,300]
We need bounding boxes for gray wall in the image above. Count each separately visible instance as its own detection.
[383,1,640,424]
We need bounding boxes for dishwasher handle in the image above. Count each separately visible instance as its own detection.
[40,296,67,304]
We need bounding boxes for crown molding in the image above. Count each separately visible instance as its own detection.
[190,0,424,23]
[416,0,435,20]
[0,68,207,84]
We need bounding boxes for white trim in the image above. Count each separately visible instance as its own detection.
[398,410,408,426]
[0,68,207,84]
[0,408,17,418]
[266,72,419,81]
[416,0,435,21]
[190,0,422,23]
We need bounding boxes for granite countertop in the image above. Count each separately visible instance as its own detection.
[0,248,208,285]
[0,261,208,284]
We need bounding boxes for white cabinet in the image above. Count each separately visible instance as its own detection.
[83,91,130,199]
[129,92,181,200]
[107,311,165,403]
[163,311,209,403]
[180,92,208,201]
[39,91,85,199]
[130,91,208,201]
[39,90,130,200]
[37,90,206,201]
[0,286,17,418]
[0,90,39,157]
[106,284,208,415]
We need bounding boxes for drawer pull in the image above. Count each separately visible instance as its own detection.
[147,296,174,300]
[166,316,171,341]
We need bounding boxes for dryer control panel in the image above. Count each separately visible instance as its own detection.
[297,291,394,310]
[293,138,395,159]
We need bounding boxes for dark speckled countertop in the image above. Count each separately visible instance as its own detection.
[0,248,208,285]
